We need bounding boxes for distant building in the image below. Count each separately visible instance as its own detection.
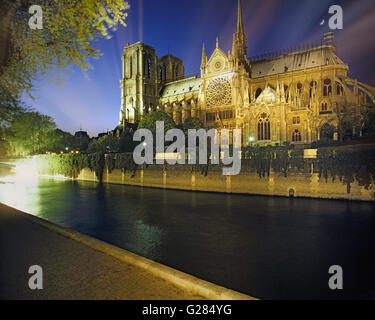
[74,131,90,150]
[119,0,375,145]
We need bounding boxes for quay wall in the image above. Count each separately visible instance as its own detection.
[76,165,375,201]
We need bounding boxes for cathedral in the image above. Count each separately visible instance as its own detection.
[119,0,375,146]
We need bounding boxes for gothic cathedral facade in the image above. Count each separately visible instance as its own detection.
[119,0,375,146]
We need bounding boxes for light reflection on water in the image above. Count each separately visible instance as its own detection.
[0,161,375,299]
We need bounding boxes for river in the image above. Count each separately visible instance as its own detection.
[0,161,374,299]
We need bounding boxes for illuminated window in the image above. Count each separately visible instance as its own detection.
[292,129,302,142]
[323,78,332,96]
[219,110,233,119]
[258,113,271,141]
[293,116,301,124]
[206,77,232,107]
[206,112,216,122]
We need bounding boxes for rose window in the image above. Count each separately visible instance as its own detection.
[206,77,232,107]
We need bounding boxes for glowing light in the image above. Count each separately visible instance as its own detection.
[0,157,40,214]
[0,158,70,215]
[249,136,254,142]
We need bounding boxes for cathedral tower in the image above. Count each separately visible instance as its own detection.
[120,42,159,126]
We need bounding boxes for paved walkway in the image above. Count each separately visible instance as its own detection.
[0,204,204,300]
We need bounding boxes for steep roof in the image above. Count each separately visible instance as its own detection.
[250,45,346,79]
[160,76,202,100]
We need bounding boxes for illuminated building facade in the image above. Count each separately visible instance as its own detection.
[119,0,375,146]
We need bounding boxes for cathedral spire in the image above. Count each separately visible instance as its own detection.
[201,42,207,70]
[232,33,238,57]
[237,0,244,36]
[235,0,247,57]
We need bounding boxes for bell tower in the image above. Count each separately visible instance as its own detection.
[120,42,159,126]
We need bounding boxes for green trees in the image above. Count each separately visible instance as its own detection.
[182,117,204,136]
[0,0,130,156]
[5,111,59,155]
[138,111,176,135]
[0,0,130,95]
[87,134,120,153]
[119,130,136,152]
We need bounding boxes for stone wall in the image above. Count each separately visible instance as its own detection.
[76,165,375,202]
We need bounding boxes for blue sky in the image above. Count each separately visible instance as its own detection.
[25,0,375,137]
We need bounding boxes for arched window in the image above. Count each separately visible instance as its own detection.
[292,116,300,124]
[129,57,133,78]
[159,67,162,81]
[321,102,328,111]
[309,81,317,98]
[292,129,302,142]
[163,64,167,81]
[323,78,332,96]
[336,82,343,95]
[175,65,179,78]
[255,88,262,99]
[258,113,271,141]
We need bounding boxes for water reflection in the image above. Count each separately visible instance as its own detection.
[0,162,375,299]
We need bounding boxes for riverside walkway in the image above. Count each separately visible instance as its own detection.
[0,204,253,300]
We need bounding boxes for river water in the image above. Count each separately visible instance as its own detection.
[0,162,374,299]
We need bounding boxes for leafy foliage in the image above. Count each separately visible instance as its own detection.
[119,130,137,152]
[105,152,137,175]
[0,0,130,95]
[36,153,88,178]
[87,152,105,181]
[5,110,59,155]
[317,146,375,191]
[0,87,27,128]
[87,134,120,153]
[37,151,138,181]
[241,145,304,178]
[138,111,176,136]
[183,117,204,136]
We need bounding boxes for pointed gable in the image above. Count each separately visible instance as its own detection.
[206,47,230,74]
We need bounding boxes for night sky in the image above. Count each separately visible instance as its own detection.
[24,0,375,137]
